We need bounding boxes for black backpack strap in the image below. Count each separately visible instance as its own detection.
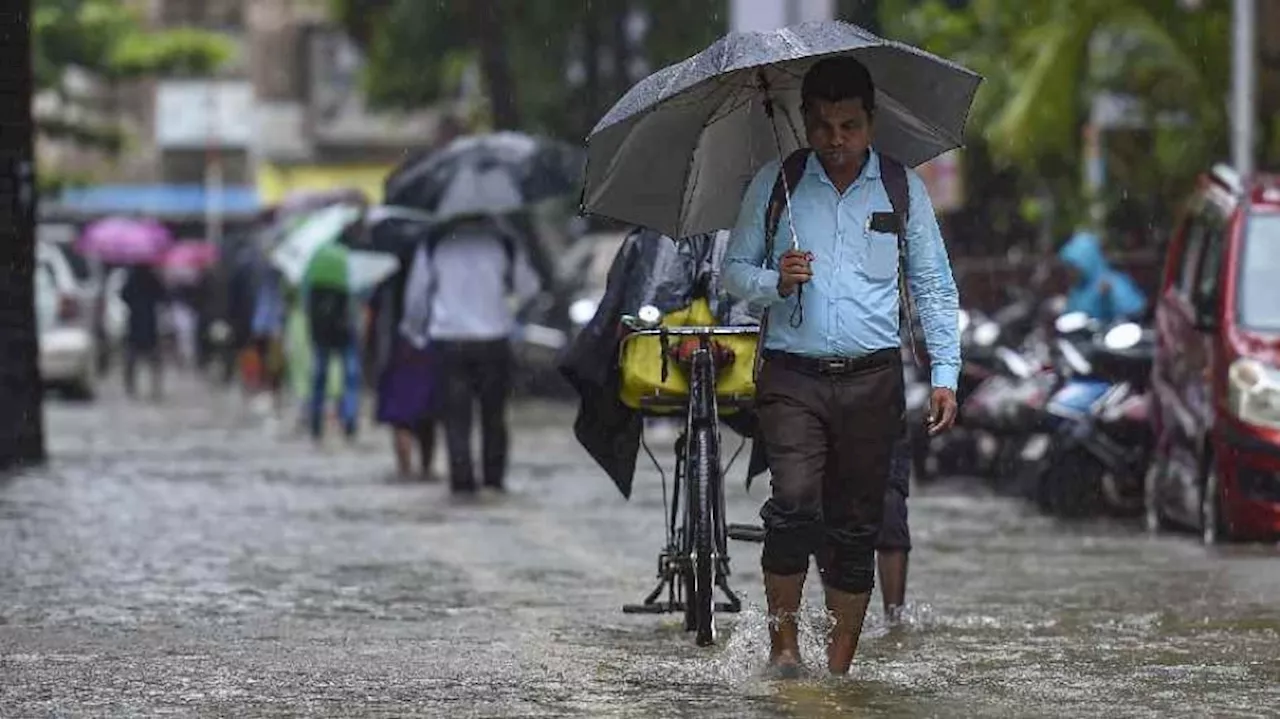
[878,154,920,366]
[763,148,813,266]
[754,148,812,382]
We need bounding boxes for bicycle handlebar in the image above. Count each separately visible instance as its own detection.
[617,323,759,354]
[619,312,759,334]
[621,324,760,337]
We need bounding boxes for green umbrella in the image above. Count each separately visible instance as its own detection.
[303,242,400,294]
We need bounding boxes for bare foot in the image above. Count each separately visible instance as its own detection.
[763,652,804,680]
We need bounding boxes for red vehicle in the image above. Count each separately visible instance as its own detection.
[1146,165,1280,543]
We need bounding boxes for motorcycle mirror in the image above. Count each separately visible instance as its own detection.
[1055,311,1091,335]
[995,346,1033,379]
[568,298,599,326]
[1103,322,1143,351]
[974,322,1001,347]
[1057,337,1093,376]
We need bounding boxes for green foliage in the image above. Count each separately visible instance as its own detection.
[33,0,235,150]
[109,27,236,78]
[887,0,1232,237]
[37,168,97,196]
[332,0,727,140]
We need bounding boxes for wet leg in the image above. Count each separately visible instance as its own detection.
[477,341,510,491]
[393,428,415,477]
[877,550,908,621]
[416,419,438,481]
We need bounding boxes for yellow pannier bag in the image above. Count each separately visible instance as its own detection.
[618,297,759,414]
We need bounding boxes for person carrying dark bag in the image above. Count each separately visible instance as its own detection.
[722,56,960,677]
[306,282,361,441]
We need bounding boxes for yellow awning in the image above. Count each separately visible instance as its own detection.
[255,163,395,206]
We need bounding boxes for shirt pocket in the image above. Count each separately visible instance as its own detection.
[859,228,900,281]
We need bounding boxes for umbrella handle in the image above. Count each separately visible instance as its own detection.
[759,71,806,328]
[758,72,804,254]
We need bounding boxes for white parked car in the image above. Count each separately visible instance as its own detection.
[35,240,96,399]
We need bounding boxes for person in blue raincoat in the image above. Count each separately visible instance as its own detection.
[1057,231,1147,323]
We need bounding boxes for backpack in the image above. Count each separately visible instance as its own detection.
[399,222,522,348]
[753,148,919,380]
[308,286,354,349]
[424,223,518,293]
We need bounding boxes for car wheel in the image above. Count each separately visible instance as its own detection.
[1143,457,1171,534]
[1200,469,1229,546]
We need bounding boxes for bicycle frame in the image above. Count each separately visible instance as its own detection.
[620,325,754,643]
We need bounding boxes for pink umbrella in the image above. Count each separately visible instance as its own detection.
[161,240,220,285]
[77,217,174,265]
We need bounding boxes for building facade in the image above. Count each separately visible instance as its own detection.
[41,0,451,220]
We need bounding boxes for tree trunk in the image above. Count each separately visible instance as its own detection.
[0,0,47,471]
[582,0,604,138]
[1260,0,1280,168]
[612,0,632,94]
[470,0,520,130]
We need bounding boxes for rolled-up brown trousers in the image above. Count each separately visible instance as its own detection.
[755,348,905,594]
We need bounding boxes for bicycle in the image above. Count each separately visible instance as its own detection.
[617,305,762,647]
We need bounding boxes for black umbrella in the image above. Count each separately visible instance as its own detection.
[385,132,583,220]
[582,19,982,239]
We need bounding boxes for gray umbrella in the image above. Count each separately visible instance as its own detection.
[582,20,981,239]
[386,132,583,220]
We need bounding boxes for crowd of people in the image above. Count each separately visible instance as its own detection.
[223,212,541,495]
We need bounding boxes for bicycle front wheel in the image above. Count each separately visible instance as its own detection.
[686,421,717,647]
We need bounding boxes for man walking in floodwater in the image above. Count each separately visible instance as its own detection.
[722,56,960,677]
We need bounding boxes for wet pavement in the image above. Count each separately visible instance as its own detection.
[3,376,1280,718]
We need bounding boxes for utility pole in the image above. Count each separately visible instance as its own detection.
[0,0,47,470]
[1233,0,1257,178]
[205,83,224,248]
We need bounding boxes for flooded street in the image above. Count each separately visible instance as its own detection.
[3,379,1279,718]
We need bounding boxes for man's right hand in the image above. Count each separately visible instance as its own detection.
[776,249,813,298]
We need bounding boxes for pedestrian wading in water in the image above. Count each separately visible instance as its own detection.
[722,56,960,677]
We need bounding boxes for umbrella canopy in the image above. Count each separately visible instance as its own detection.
[269,203,398,293]
[161,239,220,285]
[304,243,400,294]
[384,132,583,220]
[76,216,174,265]
[363,206,436,258]
[305,242,349,289]
[582,20,982,239]
[270,204,363,286]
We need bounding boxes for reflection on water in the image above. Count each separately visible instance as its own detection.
[2,384,1280,717]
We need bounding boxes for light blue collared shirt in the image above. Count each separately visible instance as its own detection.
[721,149,961,390]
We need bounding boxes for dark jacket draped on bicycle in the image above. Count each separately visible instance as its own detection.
[558,227,767,499]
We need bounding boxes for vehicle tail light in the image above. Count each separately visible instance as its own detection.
[57,294,81,322]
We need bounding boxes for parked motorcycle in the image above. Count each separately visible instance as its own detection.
[1028,313,1156,518]
[913,290,1056,484]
